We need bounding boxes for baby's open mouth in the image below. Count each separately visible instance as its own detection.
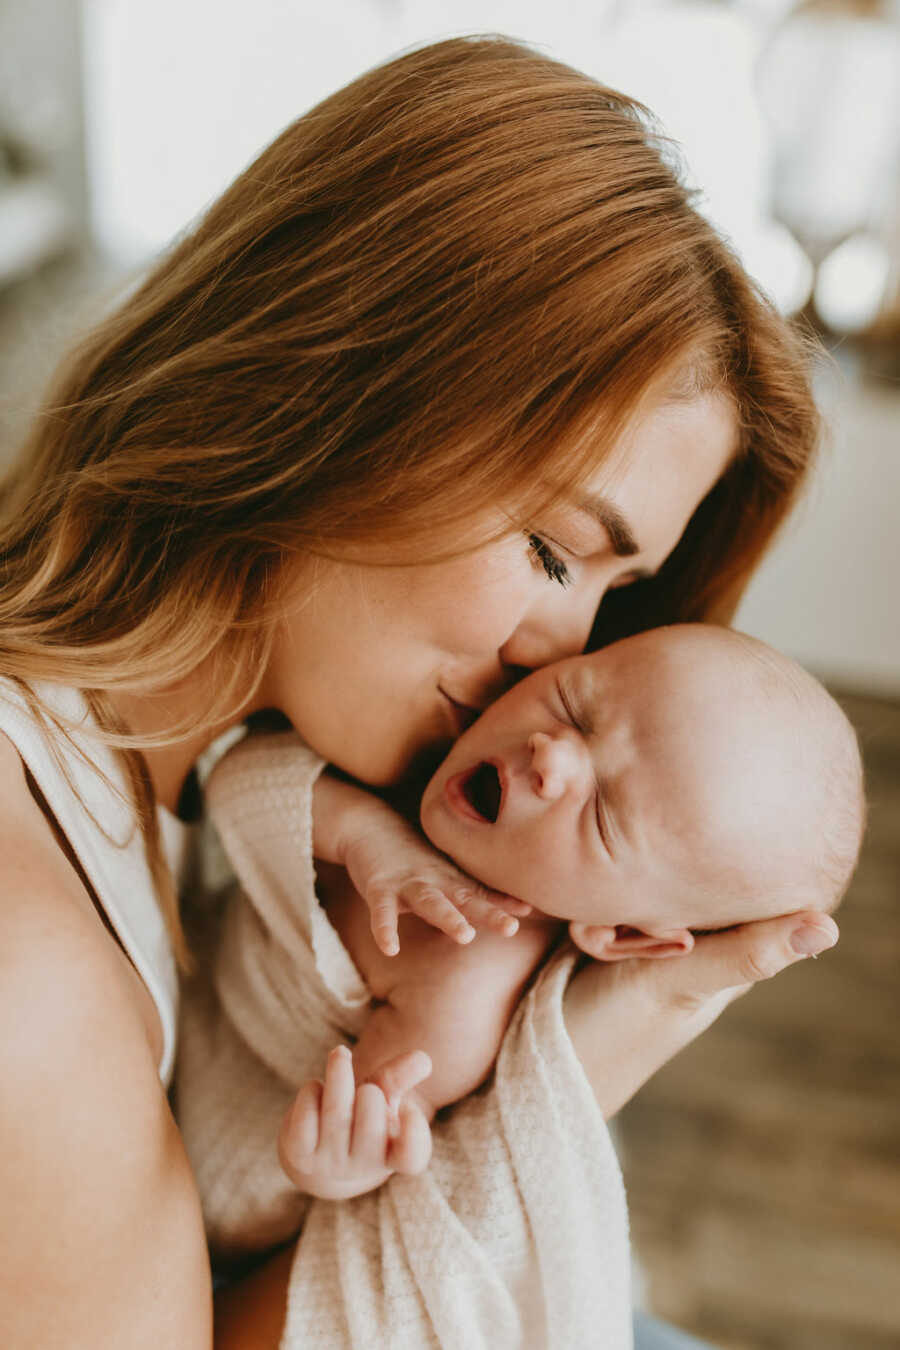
[461,761,503,823]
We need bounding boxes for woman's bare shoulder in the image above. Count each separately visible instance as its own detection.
[0,726,121,971]
[0,727,214,1346]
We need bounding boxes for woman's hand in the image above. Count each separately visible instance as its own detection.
[563,908,839,1119]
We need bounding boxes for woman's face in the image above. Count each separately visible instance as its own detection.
[256,392,737,785]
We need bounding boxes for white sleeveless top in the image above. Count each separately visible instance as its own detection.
[0,678,182,1084]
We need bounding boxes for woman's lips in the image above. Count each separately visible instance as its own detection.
[440,690,482,737]
[445,760,506,824]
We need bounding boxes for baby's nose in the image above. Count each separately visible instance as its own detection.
[528,731,579,800]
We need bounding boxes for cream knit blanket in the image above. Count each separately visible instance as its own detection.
[176,732,633,1349]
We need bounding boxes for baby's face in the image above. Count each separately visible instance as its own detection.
[420,628,807,941]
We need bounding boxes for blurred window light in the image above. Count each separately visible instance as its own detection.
[80,0,393,263]
[80,0,812,315]
[814,232,892,334]
[585,1,816,313]
[758,10,900,252]
[591,3,770,245]
[737,221,814,316]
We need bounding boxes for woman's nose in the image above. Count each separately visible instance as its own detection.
[528,731,581,800]
[500,592,602,671]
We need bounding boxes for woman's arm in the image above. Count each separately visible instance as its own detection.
[563,909,838,1119]
[273,870,554,1202]
[320,862,554,1117]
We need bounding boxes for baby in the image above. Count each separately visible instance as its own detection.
[256,624,865,1202]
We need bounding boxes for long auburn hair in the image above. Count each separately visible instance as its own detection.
[0,36,821,960]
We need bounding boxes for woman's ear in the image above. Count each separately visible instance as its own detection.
[570,922,694,962]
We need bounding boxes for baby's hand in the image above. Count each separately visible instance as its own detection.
[278,1046,433,1200]
[343,822,530,956]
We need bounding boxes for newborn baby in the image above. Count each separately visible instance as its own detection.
[279,623,864,1199]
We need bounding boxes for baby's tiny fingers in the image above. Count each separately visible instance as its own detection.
[452,887,520,936]
[279,1079,323,1178]
[485,894,532,917]
[368,891,401,957]
[351,1082,390,1164]
[402,882,475,944]
[388,1101,432,1176]
[319,1045,356,1156]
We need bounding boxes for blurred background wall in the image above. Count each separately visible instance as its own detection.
[0,5,898,1349]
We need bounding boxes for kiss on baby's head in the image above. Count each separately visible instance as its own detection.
[420,624,864,961]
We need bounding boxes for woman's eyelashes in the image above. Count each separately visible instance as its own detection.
[526,532,572,588]
[526,528,647,594]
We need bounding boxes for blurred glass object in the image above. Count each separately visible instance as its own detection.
[757,0,900,339]
[815,231,893,332]
[0,163,71,285]
[582,1,814,314]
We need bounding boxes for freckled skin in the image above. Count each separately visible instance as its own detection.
[254,395,737,788]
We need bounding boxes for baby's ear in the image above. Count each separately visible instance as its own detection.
[569,922,694,962]
[568,922,617,959]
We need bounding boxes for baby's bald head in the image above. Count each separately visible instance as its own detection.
[630,625,865,926]
[420,619,864,953]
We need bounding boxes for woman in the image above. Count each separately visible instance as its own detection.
[0,37,837,1349]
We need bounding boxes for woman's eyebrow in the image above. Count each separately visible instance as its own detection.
[572,493,641,558]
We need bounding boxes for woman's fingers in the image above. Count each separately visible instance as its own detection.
[565,909,840,1122]
[652,909,839,1009]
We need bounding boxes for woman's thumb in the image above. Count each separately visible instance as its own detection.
[655,909,839,1007]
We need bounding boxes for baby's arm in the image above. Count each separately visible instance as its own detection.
[342,889,556,1117]
[278,860,558,1198]
[312,770,530,955]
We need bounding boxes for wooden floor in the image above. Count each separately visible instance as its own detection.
[617,690,900,1350]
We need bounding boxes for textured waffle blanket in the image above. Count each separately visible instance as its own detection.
[176,732,633,1349]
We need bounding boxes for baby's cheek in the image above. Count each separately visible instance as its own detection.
[418,790,446,852]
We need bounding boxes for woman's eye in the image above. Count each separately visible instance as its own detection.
[526,532,572,588]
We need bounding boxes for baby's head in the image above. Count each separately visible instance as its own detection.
[420,624,864,960]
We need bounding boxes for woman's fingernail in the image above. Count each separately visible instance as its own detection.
[791,923,838,956]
